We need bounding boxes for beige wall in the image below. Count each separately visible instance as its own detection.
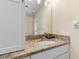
[25,16,34,35]
[52,0,79,59]
[35,1,52,34]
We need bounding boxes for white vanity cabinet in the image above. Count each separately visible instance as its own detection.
[31,44,69,59]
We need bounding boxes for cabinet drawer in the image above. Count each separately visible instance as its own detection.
[22,56,30,59]
[54,52,69,59]
[46,44,69,57]
[31,50,51,59]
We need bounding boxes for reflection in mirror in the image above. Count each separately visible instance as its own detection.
[25,0,52,35]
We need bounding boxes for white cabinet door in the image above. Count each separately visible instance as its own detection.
[0,0,25,54]
[22,56,30,59]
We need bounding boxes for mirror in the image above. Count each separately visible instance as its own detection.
[25,0,52,35]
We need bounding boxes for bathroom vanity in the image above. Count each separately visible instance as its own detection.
[13,34,70,59]
[23,44,69,59]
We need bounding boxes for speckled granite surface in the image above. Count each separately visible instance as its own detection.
[0,34,70,59]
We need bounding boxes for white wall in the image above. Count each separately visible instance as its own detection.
[52,0,79,59]
[25,16,34,35]
[0,0,25,54]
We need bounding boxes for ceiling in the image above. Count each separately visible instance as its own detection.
[25,0,45,16]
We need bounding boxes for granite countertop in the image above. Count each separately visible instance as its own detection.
[13,34,70,59]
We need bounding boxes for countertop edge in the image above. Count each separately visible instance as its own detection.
[13,42,70,59]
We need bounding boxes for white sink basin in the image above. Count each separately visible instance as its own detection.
[38,40,55,46]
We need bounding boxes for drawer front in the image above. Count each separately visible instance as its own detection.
[22,56,30,59]
[46,44,69,57]
[53,52,69,59]
[31,51,50,59]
